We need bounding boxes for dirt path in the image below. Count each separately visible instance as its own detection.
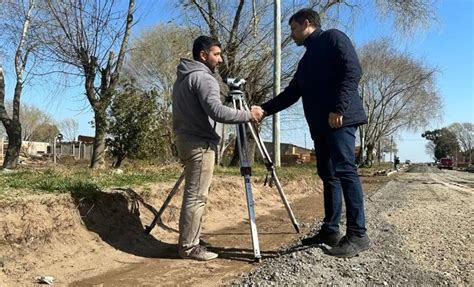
[238,166,474,286]
[69,175,388,286]
[69,179,325,286]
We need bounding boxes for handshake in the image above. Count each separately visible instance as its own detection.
[250,106,266,123]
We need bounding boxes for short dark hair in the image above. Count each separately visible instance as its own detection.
[289,8,321,29]
[192,36,221,61]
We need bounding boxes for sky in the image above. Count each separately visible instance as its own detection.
[3,0,473,163]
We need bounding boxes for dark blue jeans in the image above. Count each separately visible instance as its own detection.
[314,125,366,236]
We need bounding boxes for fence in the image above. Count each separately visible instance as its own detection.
[0,138,94,161]
[51,142,94,161]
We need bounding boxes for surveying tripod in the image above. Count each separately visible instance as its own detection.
[144,78,300,262]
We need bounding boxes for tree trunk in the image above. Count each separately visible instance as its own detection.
[1,79,23,170]
[365,143,375,167]
[2,121,21,169]
[114,154,125,168]
[90,109,107,169]
[229,137,256,167]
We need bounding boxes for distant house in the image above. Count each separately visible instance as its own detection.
[0,139,49,158]
[22,141,49,156]
[261,142,315,165]
[77,135,95,144]
[220,138,365,166]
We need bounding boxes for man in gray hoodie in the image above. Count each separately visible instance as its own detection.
[172,35,263,261]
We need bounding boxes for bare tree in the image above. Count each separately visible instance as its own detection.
[449,122,473,164]
[0,0,36,169]
[59,118,79,142]
[123,24,194,161]
[1,101,57,144]
[37,0,135,168]
[425,140,436,161]
[30,121,59,142]
[358,40,442,163]
[21,104,51,141]
[373,0,438,36]
[125,24,193,93]
[1,101,53,141]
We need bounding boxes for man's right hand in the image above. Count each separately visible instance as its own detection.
[250,106,264,122]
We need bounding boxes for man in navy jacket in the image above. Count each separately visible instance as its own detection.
[261,8,370,258]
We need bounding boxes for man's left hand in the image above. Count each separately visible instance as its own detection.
[328,112,343,128]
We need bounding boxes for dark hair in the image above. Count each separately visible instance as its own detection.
[288,8,321,29]
[192,36,221,61]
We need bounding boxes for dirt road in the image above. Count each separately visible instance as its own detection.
[238,166,473,286]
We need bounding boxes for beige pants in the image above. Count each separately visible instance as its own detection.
[176,140,216,254]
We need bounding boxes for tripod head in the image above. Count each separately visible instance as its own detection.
[226,77,246,90]
[225,77,247,104]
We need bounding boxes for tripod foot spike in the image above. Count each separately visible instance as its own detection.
[293,223,301,233]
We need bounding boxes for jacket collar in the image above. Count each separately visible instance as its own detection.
[303,28,323,47]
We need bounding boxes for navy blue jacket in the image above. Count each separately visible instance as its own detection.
[261,29,367,139]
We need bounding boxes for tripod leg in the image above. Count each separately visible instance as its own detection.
[144,170,185,234]
[243,174,261,261]
[233,96,261,261]
[242,101,300,233]
[269,168,300,233]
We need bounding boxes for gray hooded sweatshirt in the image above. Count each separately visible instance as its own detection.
[172,58,251,145]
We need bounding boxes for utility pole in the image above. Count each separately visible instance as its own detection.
[390,135,393,162]
[360,92,365,165]
[273,0,281,167]
[470,144,472,166]
[53,137,57,164]
[378,137,381,166]
[360,125,365,164]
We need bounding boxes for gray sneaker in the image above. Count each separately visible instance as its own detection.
[179,245,218,261]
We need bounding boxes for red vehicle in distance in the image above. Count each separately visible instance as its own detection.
[438,158,454,170]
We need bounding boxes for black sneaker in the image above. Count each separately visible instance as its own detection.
[301,229,342,247]
[326,235,371,258]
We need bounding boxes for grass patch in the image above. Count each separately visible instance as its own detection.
[0,164,183,197]
[0,161,392,198]
[0,163,316,197]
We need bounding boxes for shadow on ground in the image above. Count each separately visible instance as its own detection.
[70,186,178,259]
